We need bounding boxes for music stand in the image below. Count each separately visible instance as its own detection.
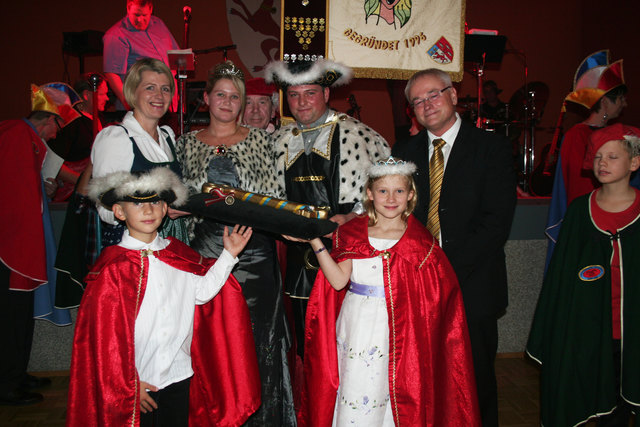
[168,49,195,135]
[464,34,507,127]
[464,34,507,64]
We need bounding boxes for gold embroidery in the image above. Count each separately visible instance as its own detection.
[418,238,436,269]
[132,251,146,426]
[128,193,159,201]
[311,120,337,161]
[385,255,400,422]
[284,115,340,169]
[292,175,325,182]
[295,117,340,134]
[285,293,310,300]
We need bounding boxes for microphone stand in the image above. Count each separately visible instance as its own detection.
[506,48,531,191]
[177,6,192,135]
[474,52,486,129]
[182,6,191,49]
[89,74,102,138]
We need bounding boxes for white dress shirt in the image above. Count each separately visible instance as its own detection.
[118,231,238,389]
[426,113,462,170]
[91,111,177,224]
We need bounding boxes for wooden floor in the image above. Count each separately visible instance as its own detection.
[495,354,540,426]
[0,355,626,426]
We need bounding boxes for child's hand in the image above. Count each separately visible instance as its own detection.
[139,381,158,414]
[223,225,253,258]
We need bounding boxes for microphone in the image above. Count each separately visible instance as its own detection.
[183,5,192,21]
[88,73,102,91]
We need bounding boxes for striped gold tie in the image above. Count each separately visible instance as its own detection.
[427,138,445,238]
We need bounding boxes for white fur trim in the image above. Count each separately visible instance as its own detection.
[368,158,417,178]
[623,135,640,157]
[88,167,189,207]
[264,59,353,87]
[272,111,391,205]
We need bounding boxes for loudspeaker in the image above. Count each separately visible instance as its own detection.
[63,30,104,56]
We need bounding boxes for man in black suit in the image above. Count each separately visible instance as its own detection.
[392,69,516,426]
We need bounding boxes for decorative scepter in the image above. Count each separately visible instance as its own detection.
[202,183,330,220]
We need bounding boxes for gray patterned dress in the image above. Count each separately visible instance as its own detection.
[176,127,296,426]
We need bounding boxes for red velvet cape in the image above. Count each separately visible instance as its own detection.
[0,120,48,290]
[299,215,480,426]
[67,238,261,427]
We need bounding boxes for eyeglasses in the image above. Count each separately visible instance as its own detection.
[410,86,452,109]
[52,116,63,132]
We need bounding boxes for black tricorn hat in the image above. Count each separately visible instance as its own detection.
[88,167,189,210]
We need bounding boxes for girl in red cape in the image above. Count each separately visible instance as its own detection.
[285,157,480,426]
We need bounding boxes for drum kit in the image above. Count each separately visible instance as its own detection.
[458,81,550,194]
[462,33,555,194]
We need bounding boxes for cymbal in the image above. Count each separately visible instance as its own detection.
[456,104,476,113]
[480,118,522,125]
[456,95,478,111]
[508,81,550,121]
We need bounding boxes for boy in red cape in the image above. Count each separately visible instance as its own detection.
[67,167,260,426]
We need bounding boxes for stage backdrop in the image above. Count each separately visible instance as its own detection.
[227,0,281,76]
[327,0,466,81]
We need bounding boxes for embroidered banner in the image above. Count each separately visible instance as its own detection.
[327,0,466,81]
[280,0,328,63]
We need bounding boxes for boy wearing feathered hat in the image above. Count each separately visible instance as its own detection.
[0,83,80,406]
[528,124,640,426]
[67,167,261,426]
[264,59,390,357]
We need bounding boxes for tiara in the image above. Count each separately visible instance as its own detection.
[211,61,244,81]
[367,156,417,178]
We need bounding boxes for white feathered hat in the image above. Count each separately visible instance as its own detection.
[88,167,189,210]
[264,59,352,90]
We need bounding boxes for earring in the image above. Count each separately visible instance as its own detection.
[601,113,608,126]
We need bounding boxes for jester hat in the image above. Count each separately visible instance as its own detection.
[31,82,81,126]
[565,50,625,110]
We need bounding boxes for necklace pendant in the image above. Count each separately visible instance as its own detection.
[214,145,227,156]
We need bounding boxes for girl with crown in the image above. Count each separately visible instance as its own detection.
[286,156,480,426]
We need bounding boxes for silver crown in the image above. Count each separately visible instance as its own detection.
[211,61,244,81]
[367,156,417,178]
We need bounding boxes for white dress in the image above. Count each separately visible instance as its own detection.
[332,237,397,426]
